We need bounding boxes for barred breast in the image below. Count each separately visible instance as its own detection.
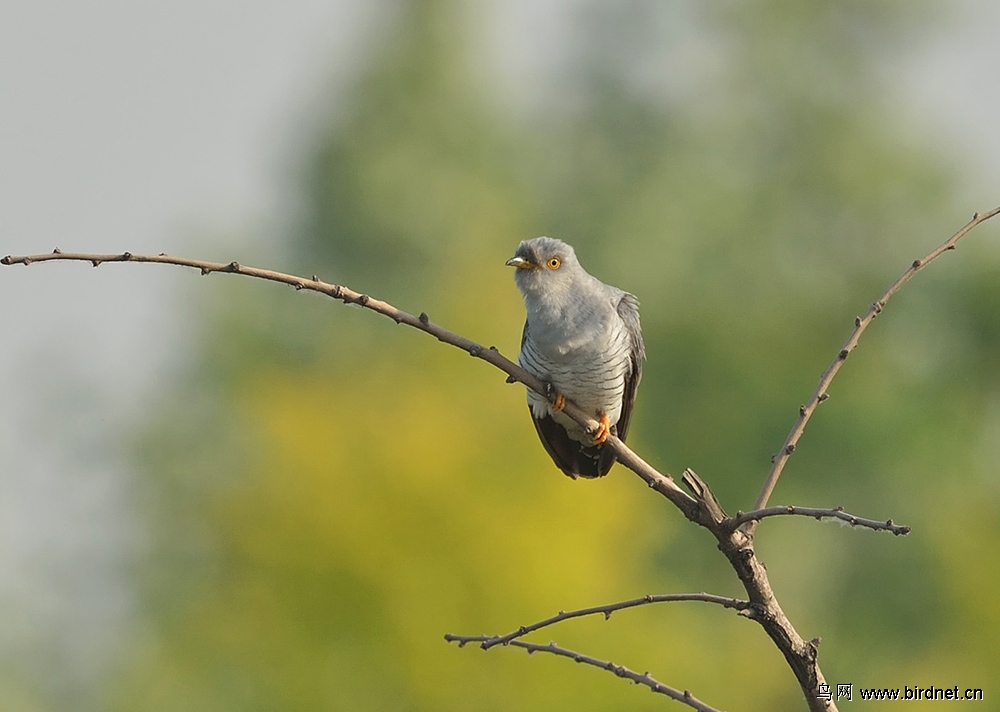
[520,311,633,442]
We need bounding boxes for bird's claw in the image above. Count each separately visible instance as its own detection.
[545,382,566,412]
[591,412,611,445]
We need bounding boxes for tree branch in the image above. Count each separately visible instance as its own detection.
[724,506,911,536]
[0,245,829,705]
[0,249,700,515]
[443,636,726,712]
[453,592,751,651]
[751,207,1000,516]
[6,208,997,710]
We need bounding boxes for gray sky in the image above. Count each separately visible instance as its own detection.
[0,0,385,703]
[1,0,997,705]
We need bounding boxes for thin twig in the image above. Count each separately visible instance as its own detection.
[752,207,1000,516]
[463,592,752,650]
[443,635,726,712]
[724,506,910,535]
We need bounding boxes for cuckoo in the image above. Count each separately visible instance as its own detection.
[506,237,644,478]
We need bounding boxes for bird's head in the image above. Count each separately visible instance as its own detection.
[505,236,581,301]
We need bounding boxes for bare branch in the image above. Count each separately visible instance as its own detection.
[443,635,726,712]
[753,207,1000,515]
[0,249,700,516]
[724,506,911,536]
[0,245,830,704]
[461,592,752,650]
[11,207,998,711]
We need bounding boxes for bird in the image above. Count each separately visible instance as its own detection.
[506,236,644,478]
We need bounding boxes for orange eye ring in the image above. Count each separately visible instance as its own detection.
[547,256,561,270]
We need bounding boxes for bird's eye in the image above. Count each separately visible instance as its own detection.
[547,256,561,270]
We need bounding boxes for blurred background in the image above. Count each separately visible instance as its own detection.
[2,0,999,710]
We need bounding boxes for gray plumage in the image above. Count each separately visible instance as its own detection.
[506,236,644,478]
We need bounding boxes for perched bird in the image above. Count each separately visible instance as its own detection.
[506,237,644,478]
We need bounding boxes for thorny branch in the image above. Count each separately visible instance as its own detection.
[453,592,752,651]
[3,208,997,711]
[0,249,697,515]
[751,207,1000,519]
[724,506,911,536]
[444,636,725,712]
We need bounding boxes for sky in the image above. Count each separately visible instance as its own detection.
[0,0,387,699]
[0,0,998,703]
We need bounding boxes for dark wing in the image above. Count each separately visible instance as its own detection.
[613,292,644,443]
[531,413,609,479]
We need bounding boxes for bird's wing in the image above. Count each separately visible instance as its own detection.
[531,412,610,479]
[614,292,644,443]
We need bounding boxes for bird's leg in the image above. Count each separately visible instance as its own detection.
[591,412,611,445]
[544,382,566,412]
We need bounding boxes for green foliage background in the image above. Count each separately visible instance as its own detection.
[111,1,999,710]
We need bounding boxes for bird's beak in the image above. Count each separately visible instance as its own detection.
[505,256,534,269]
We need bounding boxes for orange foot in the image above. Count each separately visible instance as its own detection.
[592,412,611,445]
[544,382,566,411]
